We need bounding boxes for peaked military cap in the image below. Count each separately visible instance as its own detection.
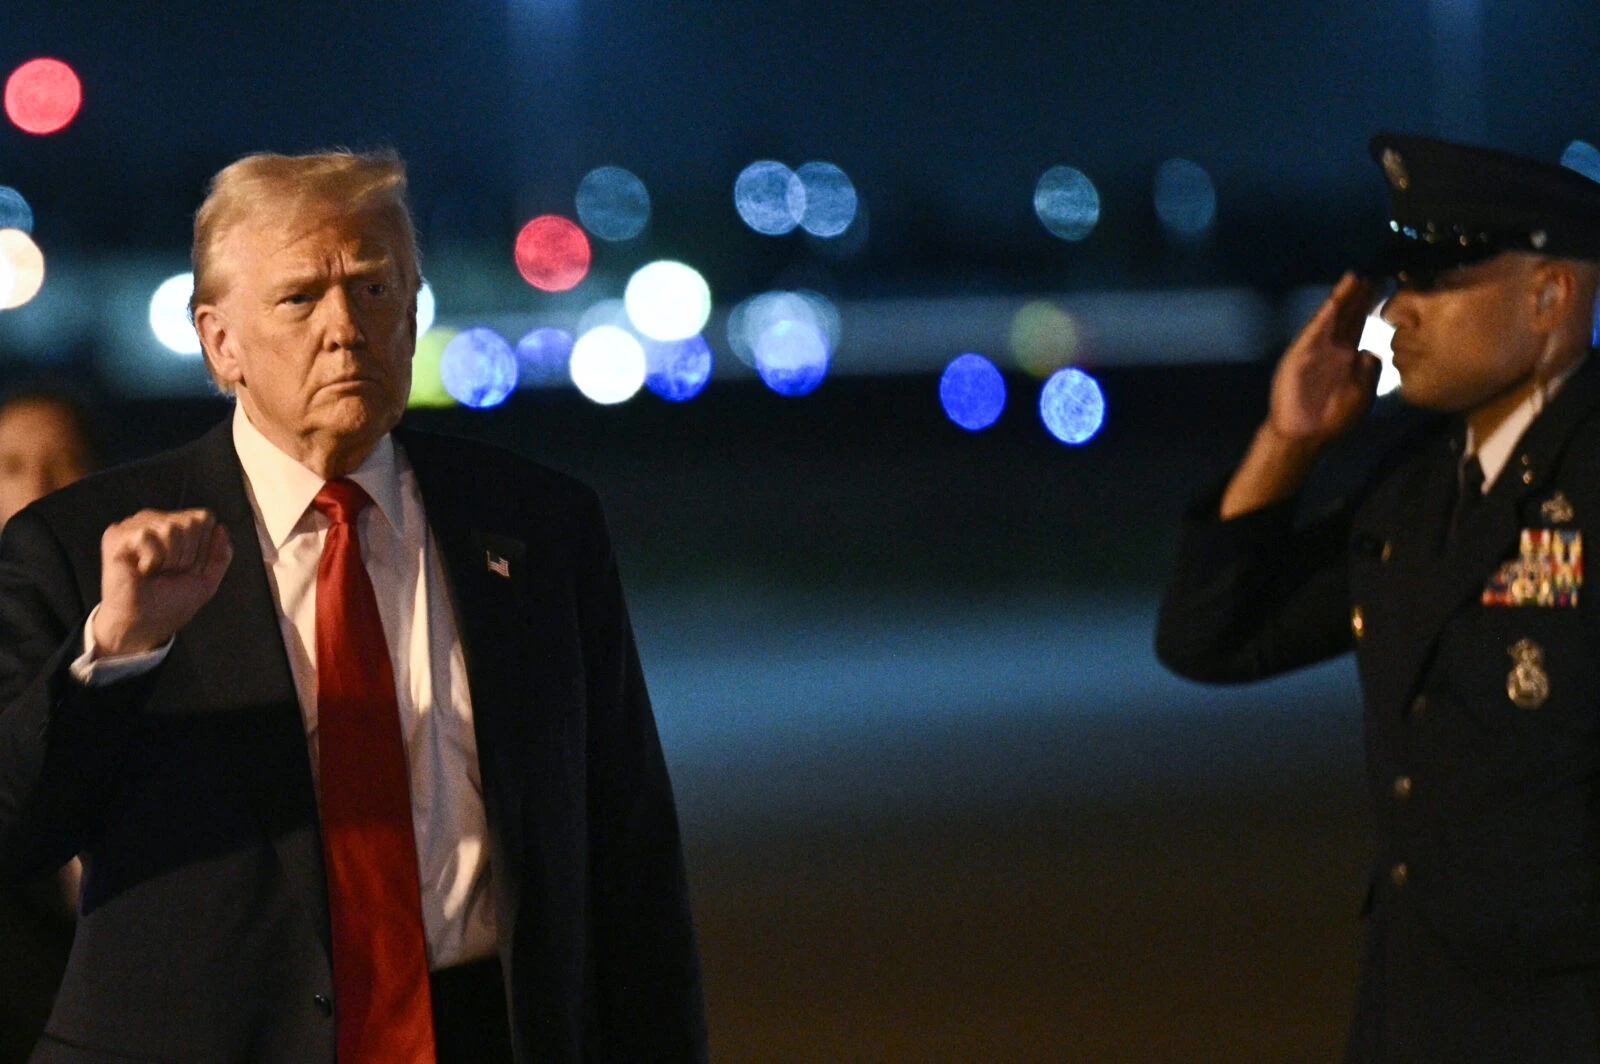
[1370,133,1600,284]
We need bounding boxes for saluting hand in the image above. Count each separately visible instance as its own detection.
[1266,271,1383,445]
[92,509,233,656]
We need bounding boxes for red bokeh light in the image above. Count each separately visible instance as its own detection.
[5,58,82,135]
[514,215,590,292]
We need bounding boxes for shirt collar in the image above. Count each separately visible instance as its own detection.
[231,403,404,549]
[1465,354,1589,492]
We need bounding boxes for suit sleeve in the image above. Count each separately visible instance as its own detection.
[574,492,709,1063]
[1155,485,1357,684]
[0,509,150,880]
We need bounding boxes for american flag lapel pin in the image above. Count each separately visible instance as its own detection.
[486,550,511,579]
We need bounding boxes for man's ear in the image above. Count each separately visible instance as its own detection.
[193,304,244,390]
[1529,261,1579,327]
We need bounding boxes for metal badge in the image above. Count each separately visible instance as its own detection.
[1382,148,1410,191]
[1541,491,1575,524]
[1507,639,1551,709]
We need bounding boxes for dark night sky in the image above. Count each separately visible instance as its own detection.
[1,0,1598,291]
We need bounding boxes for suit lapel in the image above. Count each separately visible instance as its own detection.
[1372,362,1600,715]
[396,429,536,933]
[160,420,331,957]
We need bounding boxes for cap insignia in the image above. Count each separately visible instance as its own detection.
[1382,148,1410,191]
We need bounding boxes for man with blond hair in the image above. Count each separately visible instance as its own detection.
[0,151,706,1064]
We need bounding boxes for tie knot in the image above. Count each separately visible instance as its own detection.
[312,478,371,526]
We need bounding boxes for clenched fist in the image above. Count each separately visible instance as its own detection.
[92,509,233,656]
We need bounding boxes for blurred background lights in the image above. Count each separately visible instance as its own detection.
[0,188,34,233]
[1009,301,1081,377]
[0,256,13,310]
[735,161,805,235]
[514,215,591,291]
[576,166,651,242]
[516,327,575,387]
[1360,303,1401,397]
[0,230,44,310]
[1153,158,1217,237]
[1039,367,1106,444]
[796,161,857,238]
[754,319,829,397]
[577,297,631,335]
[408,327,460,409]
[727,290,839,368]
[570,325,646,404]
[939,353,1007,431]
[149,272,200,354]
[644,334,713,402]
[625,260,712,341]
[416,280,436,335]
[440,327,518,409]
[5,58,81,135]
[1561,140,1600,184]
[1034,166,1100,241]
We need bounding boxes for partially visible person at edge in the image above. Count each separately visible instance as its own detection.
[1156,135,1600,1062]
[0,152,706,1064]
[0,389,94,1064]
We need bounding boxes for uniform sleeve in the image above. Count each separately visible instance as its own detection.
[1154,484,1357,684]
[574,491,708,1063]
[0,510,153,880]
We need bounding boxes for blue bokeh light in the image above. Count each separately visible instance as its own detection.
[0,187,33,233]
[939,353,1006,431]
[1153,158,1216,236]
[735,160,805,236]
[441,327,518,408]
[1039,367,1105,444]
[754,319,828,397]
[515,327,574,387]
[576,166,651,242]
[727,290,839,369]
[796,161,857,238]
[1033,166,1099,241]
[644,334,713,402]
[1561,140,1600,184]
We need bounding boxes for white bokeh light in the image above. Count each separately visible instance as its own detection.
[624,260,712,342]
[417,280,436,335]
[1361,305,1400,397]
[570,325,647,405]
[150,272,201,355]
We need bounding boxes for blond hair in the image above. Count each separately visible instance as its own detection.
[188,151,421,389]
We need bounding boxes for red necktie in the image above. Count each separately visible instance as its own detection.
[313,479,436,1064]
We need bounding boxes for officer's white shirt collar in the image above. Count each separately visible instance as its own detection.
[1465,354,1589,493]
[230,401,405,547]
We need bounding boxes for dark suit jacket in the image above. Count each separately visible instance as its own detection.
[0,420,707,1064]
[1157,358,1600,1064]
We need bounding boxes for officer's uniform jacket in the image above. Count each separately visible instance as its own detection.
[1157,355,1600,1062]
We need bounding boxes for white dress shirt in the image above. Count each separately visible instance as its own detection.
[73,405,497,970]
[1466,355,1588,491]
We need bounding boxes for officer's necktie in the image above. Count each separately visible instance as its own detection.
[313,479,436,1064]
[1450,452,1486,541]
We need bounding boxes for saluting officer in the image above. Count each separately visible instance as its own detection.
[1157,134,1600,1062]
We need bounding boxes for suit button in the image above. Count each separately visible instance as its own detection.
[1392,776,1412,799]
[1410,695,1426,717]
[1380,541,1393,563]
[313,994,333,1017]
[1390,862,1409,887]
[1351,606,1366,641]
